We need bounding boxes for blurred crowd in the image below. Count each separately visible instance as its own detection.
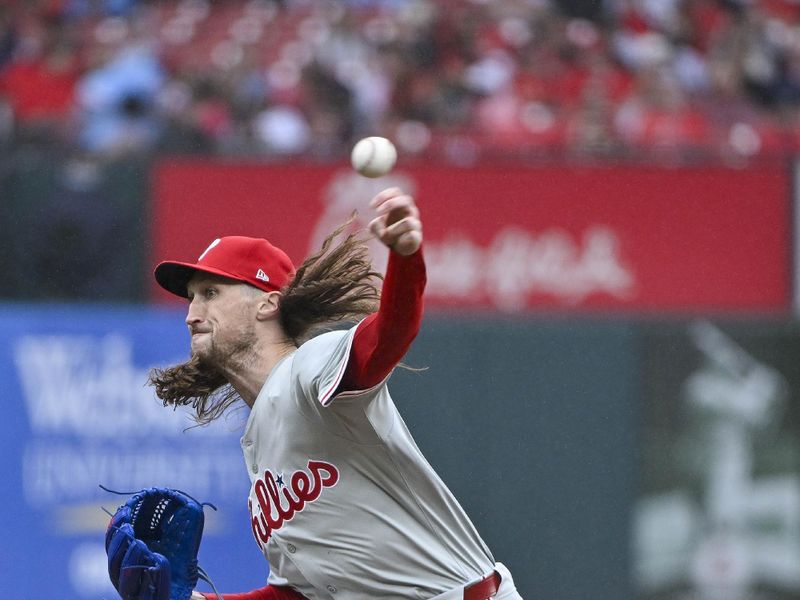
[3,0,800,164]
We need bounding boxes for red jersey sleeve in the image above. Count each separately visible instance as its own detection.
[337,247,426,393]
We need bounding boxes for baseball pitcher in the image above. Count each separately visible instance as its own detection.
[107,188,522,600]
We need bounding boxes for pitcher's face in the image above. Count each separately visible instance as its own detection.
[185,273,259,368]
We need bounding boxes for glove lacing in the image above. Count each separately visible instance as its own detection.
[197,565,224,599]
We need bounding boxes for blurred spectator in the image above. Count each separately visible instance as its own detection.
[0,10,80,145]
[300,61,357,155]
[253,102,311,155]
[74,22,164,155]
[0,6,17,70]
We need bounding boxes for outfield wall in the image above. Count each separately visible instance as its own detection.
[2,157,793,313]
[150,160,791,313]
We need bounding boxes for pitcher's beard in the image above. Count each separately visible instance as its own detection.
[195,329,258,375]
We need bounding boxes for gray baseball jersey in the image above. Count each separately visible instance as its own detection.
[241,325,497,599]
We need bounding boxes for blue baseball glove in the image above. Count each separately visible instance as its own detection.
[105,487,213,600]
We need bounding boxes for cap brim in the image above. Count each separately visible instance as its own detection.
[154,261,247,298]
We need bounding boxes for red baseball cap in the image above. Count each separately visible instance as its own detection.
[154,236,296,298]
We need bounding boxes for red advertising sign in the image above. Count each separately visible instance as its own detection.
[151,161,790,313]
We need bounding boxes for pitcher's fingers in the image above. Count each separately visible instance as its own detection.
[368,215,387,239]
[383,216,422,240]
[374,196,418,219]
[369,187,405,209]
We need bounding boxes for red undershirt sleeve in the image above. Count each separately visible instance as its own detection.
[337,247,427,393]
[200,585,307,600]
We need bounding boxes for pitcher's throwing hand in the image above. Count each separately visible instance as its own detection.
[369,187,422,256]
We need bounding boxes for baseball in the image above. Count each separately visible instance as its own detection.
[351,136,397,178]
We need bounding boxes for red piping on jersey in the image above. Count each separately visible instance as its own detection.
[328,248,426,400]
[318,329,354,406]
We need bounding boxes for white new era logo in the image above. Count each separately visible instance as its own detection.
[255,269,269,282]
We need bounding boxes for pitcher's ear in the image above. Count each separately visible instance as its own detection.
[256,291,282,321]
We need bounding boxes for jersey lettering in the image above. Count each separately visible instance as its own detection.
[249,459,340,549]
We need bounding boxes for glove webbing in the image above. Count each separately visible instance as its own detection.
[101,485,223,600]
